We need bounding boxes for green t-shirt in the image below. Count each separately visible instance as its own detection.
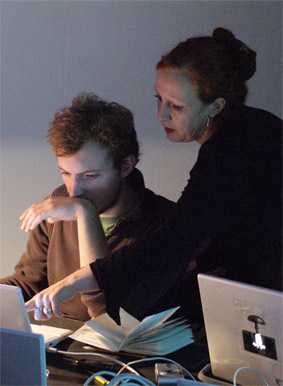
[99,216,120,235]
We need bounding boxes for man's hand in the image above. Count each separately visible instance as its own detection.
[25,281,72,320]
[25,265,98,320]
[20,197,93,232]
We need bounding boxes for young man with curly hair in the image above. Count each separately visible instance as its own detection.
[1,93,174,321]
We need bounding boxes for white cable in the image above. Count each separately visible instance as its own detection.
[233,366,269,386]
[83,356,196,386]
[47,347,139,375]
[118,356,196,381]
[47,348,196,384]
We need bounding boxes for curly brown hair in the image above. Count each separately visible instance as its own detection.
[156,28,257,116]
[47,93,140,169]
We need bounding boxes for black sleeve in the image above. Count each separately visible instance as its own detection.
[92,133,245,324]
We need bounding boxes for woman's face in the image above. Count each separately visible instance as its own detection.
[154,68,214,144]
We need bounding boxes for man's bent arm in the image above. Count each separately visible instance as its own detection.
[76,200,111,267]
[20,196,111,266]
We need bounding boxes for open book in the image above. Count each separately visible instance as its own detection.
[70,307,193,355]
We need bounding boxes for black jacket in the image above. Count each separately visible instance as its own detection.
[92,106,282,324]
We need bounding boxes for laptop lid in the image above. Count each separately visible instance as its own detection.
[0,284,32,332]
[0,327,47,386]
[198,274,283,386]
[0,284,72,347]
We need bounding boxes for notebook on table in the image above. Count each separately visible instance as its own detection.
[197,274,283,386]
[0,283,72,347]
[0,327,47,386]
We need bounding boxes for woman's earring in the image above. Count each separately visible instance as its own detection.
[206,115,212,129]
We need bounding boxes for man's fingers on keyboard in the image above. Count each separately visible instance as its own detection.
[34,306,48,320]
[43,307,53,319]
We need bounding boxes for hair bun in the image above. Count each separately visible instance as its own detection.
[213,27,235,45]
[212,27,257,81]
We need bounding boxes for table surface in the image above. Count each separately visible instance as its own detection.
[29,312,209,385]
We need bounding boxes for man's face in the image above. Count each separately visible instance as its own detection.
[58,141,124,216]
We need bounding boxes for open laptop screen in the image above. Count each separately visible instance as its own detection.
[0,284,72,347]
[0,284,32,332]
[198,274,283,386]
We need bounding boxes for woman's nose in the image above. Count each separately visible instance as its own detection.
[158,103,171,122]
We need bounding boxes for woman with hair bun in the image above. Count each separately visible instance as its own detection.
[26,28,282,327]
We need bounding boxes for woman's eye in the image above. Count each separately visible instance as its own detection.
[154,94,162,102]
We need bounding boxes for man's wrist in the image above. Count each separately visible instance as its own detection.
[75,198,98,219]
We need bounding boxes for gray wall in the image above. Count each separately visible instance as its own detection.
[1,0,282,276]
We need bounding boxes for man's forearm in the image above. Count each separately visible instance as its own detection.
[25,265,99,319]
[77,201,111,267]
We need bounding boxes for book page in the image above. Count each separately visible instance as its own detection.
[121,307,179,347]
[70,306,192,355]
[82,308,140,350]
[122,323,193,355]
[69,324,119,352]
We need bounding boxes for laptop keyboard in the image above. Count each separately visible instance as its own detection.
[30,323,71,344]
[31,324,57,341]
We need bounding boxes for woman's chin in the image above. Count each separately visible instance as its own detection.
[166,132,189,143]
[166,134,179,142]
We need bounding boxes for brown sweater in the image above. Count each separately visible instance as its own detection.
[1,169,174,321]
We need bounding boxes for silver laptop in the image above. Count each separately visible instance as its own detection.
[198,274,283,386]
[0,284,72,347]
[0,327,47,386]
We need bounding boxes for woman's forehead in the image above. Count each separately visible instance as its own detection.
[155,69,198,102]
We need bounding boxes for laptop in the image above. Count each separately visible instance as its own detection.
[197,274,283,386]
[0,327,47,386]
[0,284,72,347]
